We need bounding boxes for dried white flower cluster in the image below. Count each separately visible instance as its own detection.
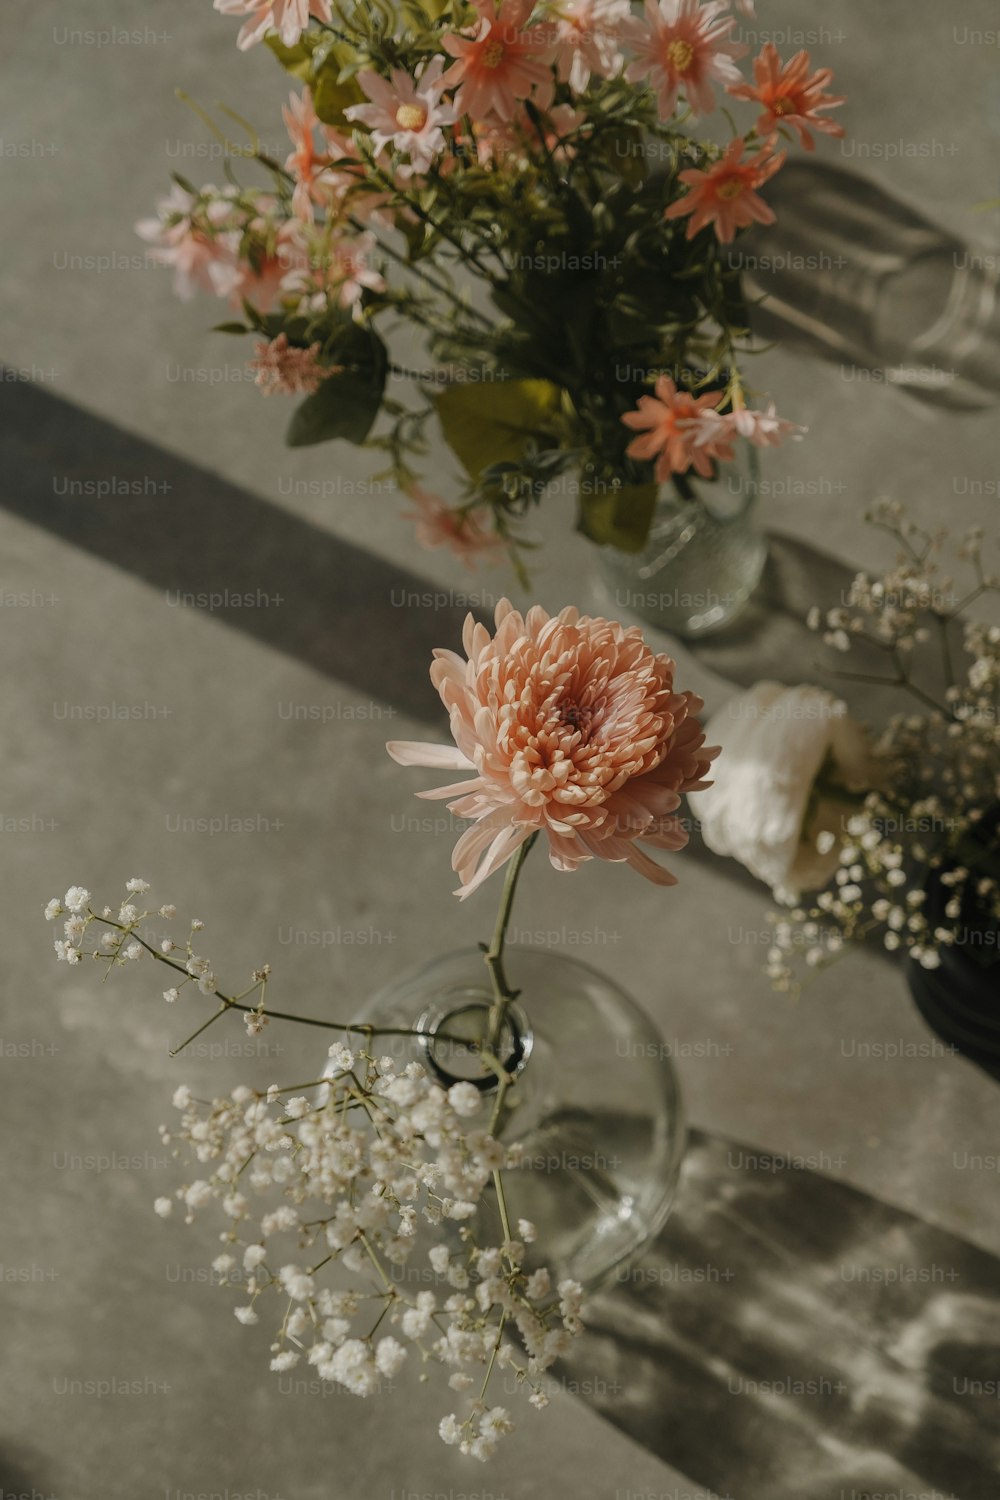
[768,504,1000,989]
[45,882,583,1454]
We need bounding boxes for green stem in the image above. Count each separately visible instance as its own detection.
[483,833,538,1055]
[92,918,471,1047]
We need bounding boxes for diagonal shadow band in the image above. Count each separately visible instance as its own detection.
[2,372,924,724]
[0,372,482,727]
[560,1127,1000,1500]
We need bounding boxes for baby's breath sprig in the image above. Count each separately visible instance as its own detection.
[44,876,583,1457]
[768,505,1000,990]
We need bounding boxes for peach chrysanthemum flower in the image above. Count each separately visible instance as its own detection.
[622,0,744,120]
[728,44,846,151]
[442,0,555,122]
[664,137,785,243]
[387,601,719,897]
[621,374,733,480]
[214,0,332,51]
[402,486,503,568]
[249,334,334,396]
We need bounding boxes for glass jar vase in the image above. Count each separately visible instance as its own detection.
[595,449,766,639]
[334,946,686,1292]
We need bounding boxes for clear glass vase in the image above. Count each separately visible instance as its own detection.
[337,947,686,1292]
[595,450,767,639]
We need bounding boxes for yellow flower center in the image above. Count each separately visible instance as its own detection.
[666,38,695,73]
[717,178,746,200]
[772,96,796,116]
[395,102,428,130]
[482,38,506,68]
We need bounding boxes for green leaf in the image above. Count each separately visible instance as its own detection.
[312,52,365,129]
[264,35,316,79]
[212,322,249,335]
[578,482,657,553]
[286,368,384,448]
[434,378,563,480]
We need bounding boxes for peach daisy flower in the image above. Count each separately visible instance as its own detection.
[623,0,744,120]
[402,486,503,567]
[664,137,785,243]
[728,44,846,150]
[622,375,733,481]
[387,601,718,897]
[214,0,332,51]
[441,0,555,123]
[345,59,458,178]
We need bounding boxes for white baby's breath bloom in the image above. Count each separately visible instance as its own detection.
[375,1337,407,1378]
[327,1041,354,1072]
[234,1305,259,1325]
[447,1081,481,1117]
[125,878,150,894]
[439,1414,462,1445]
[44,898,62,922]
[163,988,179,1003]
[153,1197,173,1218]
[64,886,91,914]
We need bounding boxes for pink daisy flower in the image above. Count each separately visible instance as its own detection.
[280,228,384,312]
[623,0,744,120]
[387,600,718,897]
[249,333,336,395]
[345,59,458,177]
[621,375,732,481]
[402,486,503,567]
[664,136,785,242]
[136,185,241,301]
[441,0,555,123]
[728,44,846,150]
[724,401,806,448]
[213,0,332,51]
[550,0,630,94]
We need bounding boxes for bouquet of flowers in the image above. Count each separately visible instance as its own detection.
[690,505,1000,987]
[46,600,717,1456]
[139,0,844,575]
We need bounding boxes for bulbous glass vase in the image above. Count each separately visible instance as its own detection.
[342,947,686,1292]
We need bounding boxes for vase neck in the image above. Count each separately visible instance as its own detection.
[417,998,532,1092]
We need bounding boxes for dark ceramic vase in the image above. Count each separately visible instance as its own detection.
[906,809,1000,1083]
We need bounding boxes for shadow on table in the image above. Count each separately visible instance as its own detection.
[1,373,957,731]
[0,1448,50,1500]
[562,1129,1000,1500]
[0,372,475,728]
